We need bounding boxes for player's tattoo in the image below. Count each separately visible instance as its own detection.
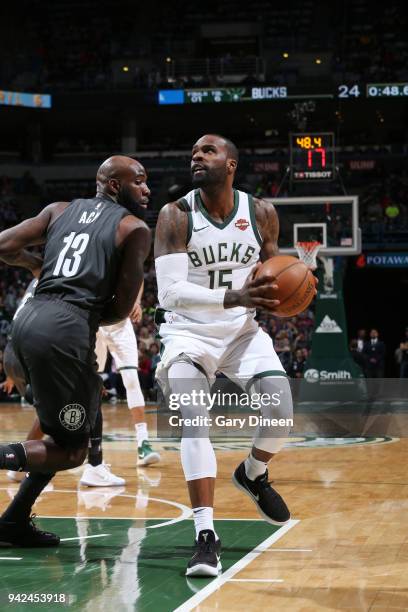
[154,202,189,258]
[253,198,280,260]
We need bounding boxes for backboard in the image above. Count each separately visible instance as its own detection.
[265,196,361,256]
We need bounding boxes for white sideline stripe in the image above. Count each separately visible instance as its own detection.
[0,557,22,561]
[37,516,266,522]
[60,533,110,542]
[38,515,178,521]
[229,578,284,583]
[174,519,299,612]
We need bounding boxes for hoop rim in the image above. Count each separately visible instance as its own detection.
[295,240,322,251]
[295,241,322,270]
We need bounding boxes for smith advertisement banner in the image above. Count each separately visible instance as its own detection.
[301,263,366,401]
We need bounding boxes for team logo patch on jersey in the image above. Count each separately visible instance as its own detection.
[59,403,86,431]
[235,218,250,231]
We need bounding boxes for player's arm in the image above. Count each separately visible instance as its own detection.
[155,202,226,312]
[253,198,280,261]
[154,202,280,311]
[101,216,151,325]
[0,201,67,274]
[129,280,144,323]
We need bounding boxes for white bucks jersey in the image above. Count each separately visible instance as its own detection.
[176,188,262,324]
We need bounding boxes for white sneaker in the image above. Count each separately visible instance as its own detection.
[79,463,126,487]
[6,470,26,482]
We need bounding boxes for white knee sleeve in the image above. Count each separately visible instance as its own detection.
[168,359,217,481]
[181,437,217,481]
[251,376,293,455]
[120,368,145,407]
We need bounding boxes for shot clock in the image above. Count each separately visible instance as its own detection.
[290,132,335,182]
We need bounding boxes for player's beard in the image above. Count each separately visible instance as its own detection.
[118,185,147,220]
[191,165,227,189]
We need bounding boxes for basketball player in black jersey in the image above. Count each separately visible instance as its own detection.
[0,155,151,546]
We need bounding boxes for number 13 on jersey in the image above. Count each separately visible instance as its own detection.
[53,232,90,278]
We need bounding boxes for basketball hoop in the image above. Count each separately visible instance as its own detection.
[295,241,322,270]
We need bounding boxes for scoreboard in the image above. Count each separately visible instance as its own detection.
[289,132,335,182]
[158,82,408,105]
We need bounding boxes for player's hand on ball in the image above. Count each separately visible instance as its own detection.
[232,263,281,311]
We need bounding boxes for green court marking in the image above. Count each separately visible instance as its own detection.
[0,518,283,612]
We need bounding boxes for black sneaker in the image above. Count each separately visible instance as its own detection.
[232,461,290,526]
[185,530,222,577]
[0,515,60,547]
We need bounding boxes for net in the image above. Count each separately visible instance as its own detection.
[295,241,322,270]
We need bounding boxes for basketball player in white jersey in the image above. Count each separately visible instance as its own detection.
[155,134,301,576]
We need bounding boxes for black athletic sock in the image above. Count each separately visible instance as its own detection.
[0,443,27,471]
[88,408,103,467]
[1,472,55,523]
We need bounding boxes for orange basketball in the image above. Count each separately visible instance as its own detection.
[255,255,316,317]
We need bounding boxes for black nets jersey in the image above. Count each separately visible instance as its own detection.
[36,196,130,316]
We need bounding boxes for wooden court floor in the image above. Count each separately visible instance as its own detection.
[0,402,407,611]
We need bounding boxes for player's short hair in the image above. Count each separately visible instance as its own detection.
[211,134,239,163]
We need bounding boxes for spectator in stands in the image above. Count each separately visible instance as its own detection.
[277,340,292,372]
[288,349,306,379]
[149,342,161,375]
[363,329,386,377]
[138,348,152,398]
[293,331,309,352]
[138,326,155,351]
[350,339,368,376]
[356,329,367,352]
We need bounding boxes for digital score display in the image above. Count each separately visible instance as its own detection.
[158,82,408,104]
[290,133,335,182]
[0,89,52,109]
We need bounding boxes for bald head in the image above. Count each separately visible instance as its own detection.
[96,155,144,187]
[96,155,150,218]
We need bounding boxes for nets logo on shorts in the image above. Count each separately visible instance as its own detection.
[59,404,86,431]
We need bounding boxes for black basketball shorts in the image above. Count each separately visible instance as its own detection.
[11,295,102,448]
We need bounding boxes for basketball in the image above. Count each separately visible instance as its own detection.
[255,255,316,317]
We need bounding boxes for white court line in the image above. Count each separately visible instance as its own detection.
[0,486,192,530]
[229,578,284,583]
[60,533,110,542]
[0,557,22,561]
[39,515,178,521]
[174,519,299,612]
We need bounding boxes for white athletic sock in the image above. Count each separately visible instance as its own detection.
[135,423,148,446]
[244,453,267,481]
[192,507,218,540]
